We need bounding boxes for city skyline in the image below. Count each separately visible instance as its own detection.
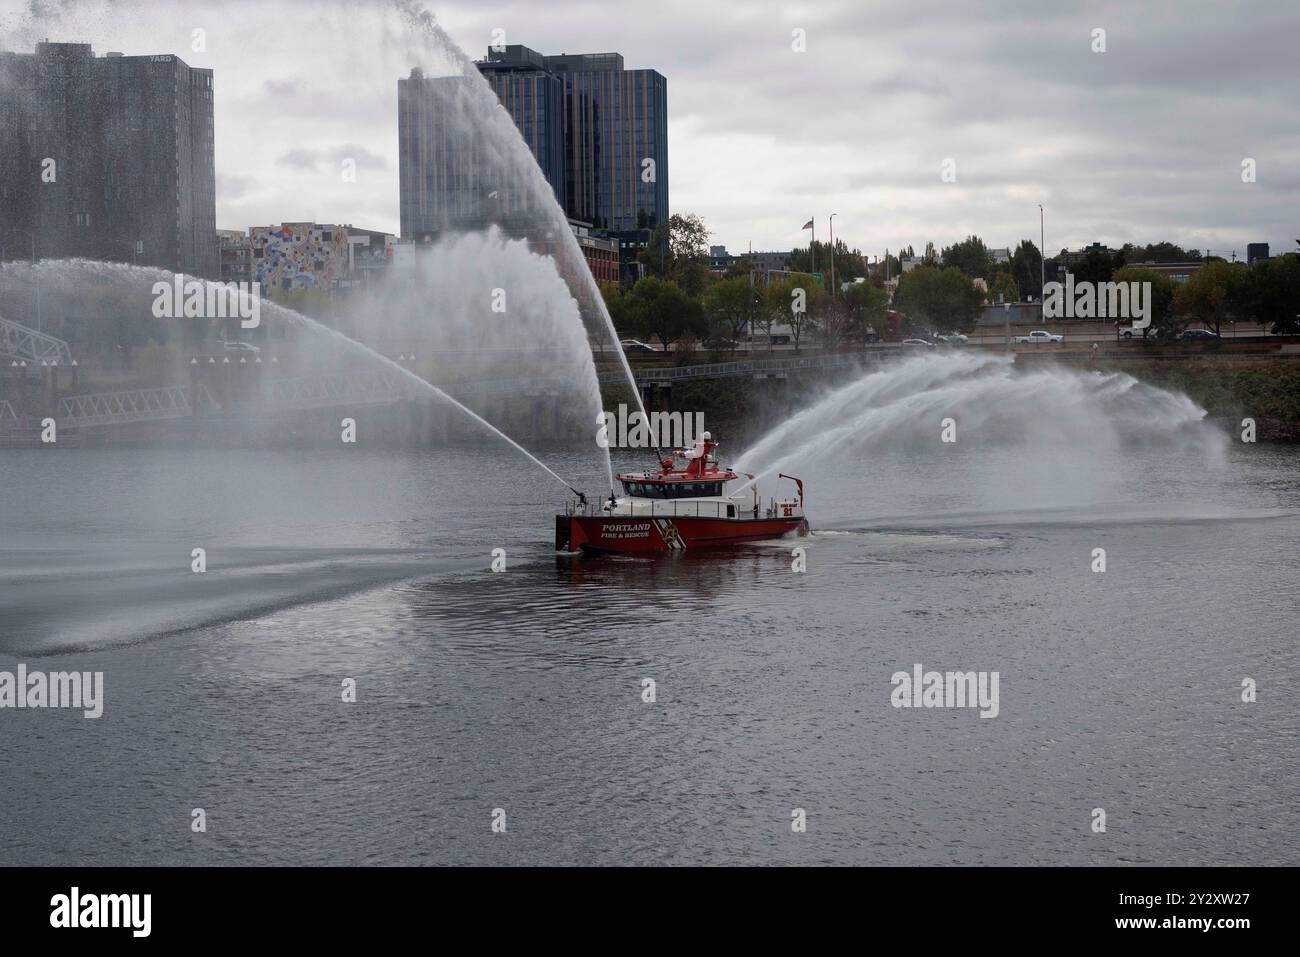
[0,0,1296,260]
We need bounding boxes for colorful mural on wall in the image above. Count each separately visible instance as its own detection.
[248,222,350,292]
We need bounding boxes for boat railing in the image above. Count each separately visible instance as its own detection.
[563,498,801,520]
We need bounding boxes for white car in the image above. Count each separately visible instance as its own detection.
[1014,330,1064,344]
[619,339,658,354]
[900,338,934,347]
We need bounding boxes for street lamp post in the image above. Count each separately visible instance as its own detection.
[1038,204,1046,322]
[829,213,837,296]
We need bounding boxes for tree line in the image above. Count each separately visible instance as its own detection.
[600,215,1300,350]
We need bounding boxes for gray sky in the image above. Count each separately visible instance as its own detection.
[4,0,1297,259]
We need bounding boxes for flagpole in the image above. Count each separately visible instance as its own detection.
[811,217,816,275]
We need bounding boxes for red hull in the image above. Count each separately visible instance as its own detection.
[556,513,809,554]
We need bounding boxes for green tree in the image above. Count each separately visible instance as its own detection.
[1113,266,1176,338]
[723,257,753,280]
[1172,260,1242,335]
[701,277,758,350]
[638,213,710,296]
[989,270,1020,304]
[763,273,826,351]
[1232,253,1300,334]
[940,235,994,280]
[790,239,867,288]
[600,280,634,337]
[844,280,889,338]
[1071,249,1125,286]
[813,298,854,347]
[1010,239,1042,301]
[877,251,902,279]
[1120,241,1200,264]
[677,261,712,299]
[624,276,708,351]
[893,265,983,333]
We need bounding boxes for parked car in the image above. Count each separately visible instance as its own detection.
[619,339,657,354]
[705,336,741,351]
[934,332,969,345]
[1180,329,1221,340]
[901,338,935,347]
[1014,330,1065,344]
[221,340,260,354]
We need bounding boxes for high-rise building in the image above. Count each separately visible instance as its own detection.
[537,49,668,234]
[399,67,544,241]
[476,47,566,213]
[481,45,668,233]
[398,45,667,247]
[0,41,217,278]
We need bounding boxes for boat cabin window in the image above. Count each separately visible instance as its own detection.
[621,480,724,498]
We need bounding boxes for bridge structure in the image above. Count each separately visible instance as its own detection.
[59,385,214,428]
[51,373,410,429]
[0,316,74,365]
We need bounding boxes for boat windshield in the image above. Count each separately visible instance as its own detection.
[621,480,724,499]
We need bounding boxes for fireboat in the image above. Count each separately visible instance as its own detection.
[555,432,809,554]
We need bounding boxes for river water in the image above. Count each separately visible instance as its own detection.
[0,434,1296,865]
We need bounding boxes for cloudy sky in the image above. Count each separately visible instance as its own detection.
[4,0,1298,259]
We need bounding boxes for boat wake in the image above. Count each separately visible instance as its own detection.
[0,544,481,655]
